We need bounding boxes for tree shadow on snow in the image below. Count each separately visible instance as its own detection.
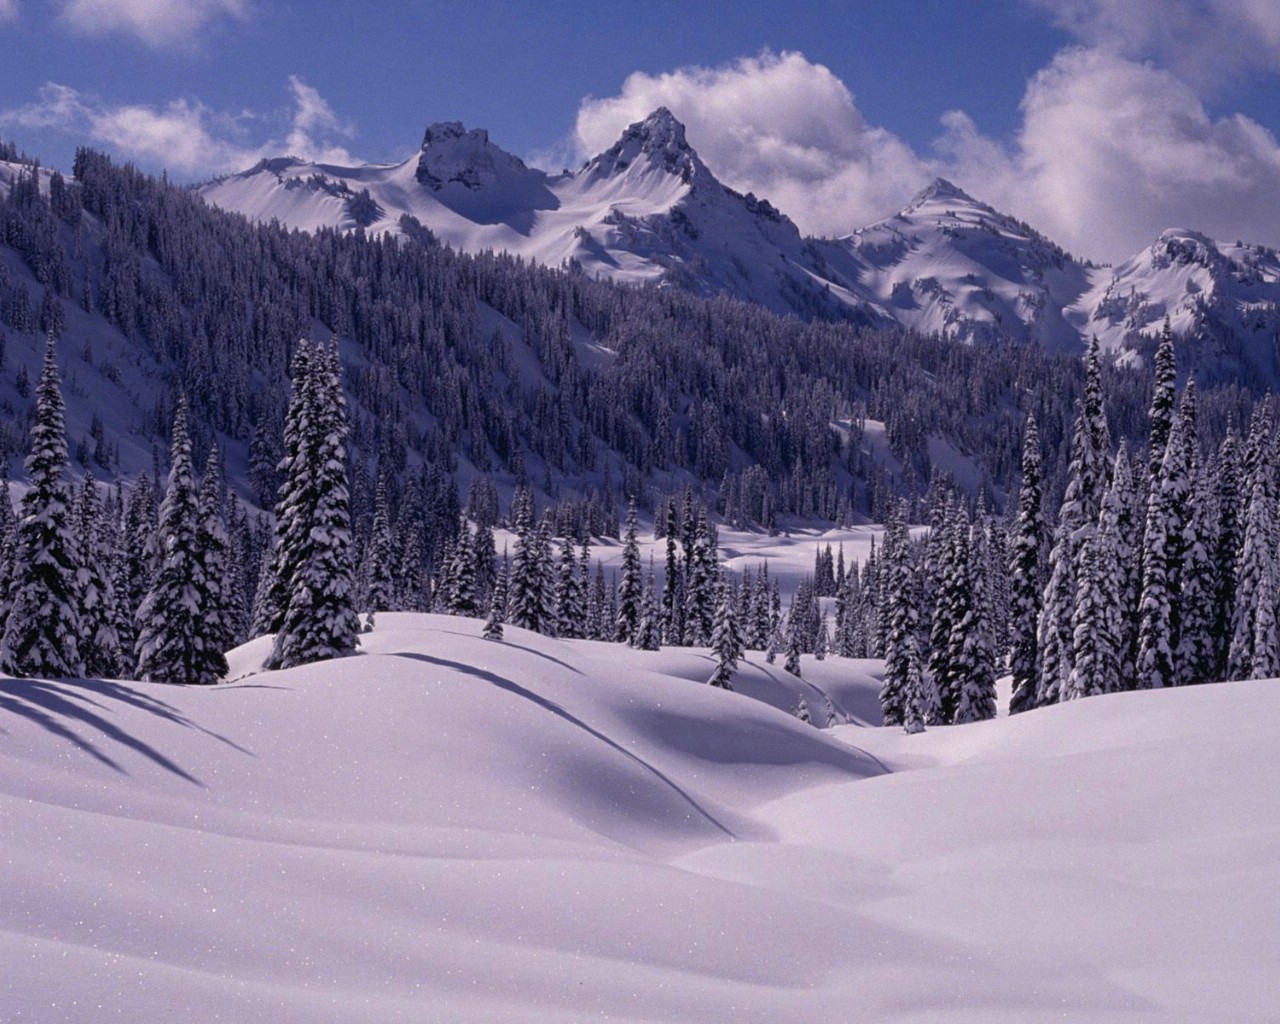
[0,676,254,786]
[393,651,735,839]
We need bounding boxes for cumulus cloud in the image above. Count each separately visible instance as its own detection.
[947,47,1280,260]
[58,0,248,49]
[572,48,1280,262]
[0,77,357,177]
[1027,0,1280,88]
[573,51,931,238]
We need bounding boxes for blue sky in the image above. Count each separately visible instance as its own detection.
[3,0,1280,261]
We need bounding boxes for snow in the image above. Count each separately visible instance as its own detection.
[4,610,1277,1021]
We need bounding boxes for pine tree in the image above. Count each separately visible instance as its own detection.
[1249,569,1280,679]
[707,577,744,689]
[195,448,234,660]
[0,462,17,635]
[953,519,997,723]
[483,552,508,642]
[267,341,360,670]
[661,499,683,644]
[508,490,553,634]
[1008,415,1045,714]
[364,475,395,620]
[1,339,83,678]
[783,604,803,678]
[1176,465,1217,685]
[136,402,226,684]
[903,638,926,735]
[1211,432,1243,679]
[1106,448,1143,687]
[1136,407,1189,690]
[880,502,916,724]
[1036,520,1075,706]
[1228,470,1273,680]
[1064,530,1119,700]
[634,557,663,652]
[446,517,480,617]
[615,498,643,644]
[1148,318,1177,478]
[554,531,586,638]
[73,473,122,678]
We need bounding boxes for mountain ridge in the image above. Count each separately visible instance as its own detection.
[199,110,1280,381]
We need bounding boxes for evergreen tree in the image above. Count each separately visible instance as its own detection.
[1249,569,1280,679]
[483,552,508,642]
[445,517,480,617]
[1148,318,1177,478]
[783,604,803,678]
[73,473,122,677]
[1036,520,1075,706]
[661,499,683,645]
[615,498,643,644]
[1228,470,1274,680]
[364,475,395,618]
[136,402,225,684]
[634,556,663,651]
[1106,448,1143,686]
[0,339,83,678]
[707,577,744,689]
[1176,466,1217,685]
[555,531,586,638]
[880,502,916,725]
[1008,415,1045,714]
[195,448,234,659]
[508,489,553,634]
[903,638,926,735]
[1064,530,1119,700]
[266,341,360,669]
[953,519,998,723]
[0,463,17,635]
[1211,432,1243,679]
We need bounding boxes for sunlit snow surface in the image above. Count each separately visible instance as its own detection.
[3,608,1277,1022]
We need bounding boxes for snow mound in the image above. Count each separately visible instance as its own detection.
[3,615,1277,1021]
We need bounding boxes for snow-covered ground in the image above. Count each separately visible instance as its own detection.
[3,613,1276,1022]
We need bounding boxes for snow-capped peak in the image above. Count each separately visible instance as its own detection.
[415,120,537,192]
[900,177,994,219]
[581,107,702,184]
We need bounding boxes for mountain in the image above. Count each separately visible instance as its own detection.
[199,108,853,319]
[815,178,1096,352]
[1069,229,1280,385]
[202,115,1280,381]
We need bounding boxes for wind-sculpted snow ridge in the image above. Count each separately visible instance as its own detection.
[3,612,1278,1021]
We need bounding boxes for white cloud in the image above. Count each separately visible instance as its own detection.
[946,47,1280,261]
[572,48,1280,262]
[0,77,357,177]
[1027,0,1280,87]
[58,0,248,49]
[573,51,931,239]
[0,0,19,24]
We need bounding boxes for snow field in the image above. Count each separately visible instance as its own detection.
[3,612,1278,1021]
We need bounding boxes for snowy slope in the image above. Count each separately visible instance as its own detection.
[1070,229,1280,382]
[4,613,1277,1021]
[817,178,1098,351]
[199,110,850,319]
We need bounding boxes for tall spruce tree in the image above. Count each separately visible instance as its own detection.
[615,498,643,644]
[1009,415,1045,714]
[136,402,226,684]
[708,577,744,689]
[1,339,83,678]
[880,502,916,724]
[73,473,122,678]
[266,341,360,669]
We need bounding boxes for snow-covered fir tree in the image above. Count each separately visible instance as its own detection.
[483,552,508,642]
[615,498,643,644]
[136,401,226,684]
[0,339,83,678]
[1008,415,1045,714]
[708,575,745,689]
[73,473,122,678]
[880,502,916,725]
[634,557,663,652]
[266,341,360,670]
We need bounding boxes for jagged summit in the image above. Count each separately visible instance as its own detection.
[902,177,988,215]
[582,107,702,184]
[415,120,536,192]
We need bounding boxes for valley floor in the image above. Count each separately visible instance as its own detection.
[2,614,1276,1022]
